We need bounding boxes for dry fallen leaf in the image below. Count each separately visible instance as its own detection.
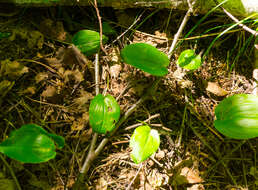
[96,177,107,190]
[41,85,56,98]
[206,82,229,96]
[147,168,167,188]
[110,64,122,79]
[180,167,203,184]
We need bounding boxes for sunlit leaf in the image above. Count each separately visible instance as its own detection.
[72,30,108,56]
[130,125,160,164]
[214,94,258,139]
[89,94,120,134]
[121,43,169,76]
[177,49,202,70]
[0,124,64,163]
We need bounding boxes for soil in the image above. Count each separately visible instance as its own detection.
[0,3,257,190]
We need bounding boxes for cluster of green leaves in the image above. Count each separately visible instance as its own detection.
[74,30,165,163]
[1,25,256,165]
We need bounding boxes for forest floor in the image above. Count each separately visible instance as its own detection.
[0,3,257,190]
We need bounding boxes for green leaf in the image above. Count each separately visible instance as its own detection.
[72,30,108,56]
[129,125,160,164]
[89,94,120,134]
[121,43,169,76]
[0,32,11,40]
[214,94,258,139]
[0,124,65,163]
[176,49,202,70]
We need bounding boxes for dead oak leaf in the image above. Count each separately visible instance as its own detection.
[206,82,229,96]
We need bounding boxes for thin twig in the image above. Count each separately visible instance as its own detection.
[111,13,143,45]
[212,0,257,36]
[126,163,143,190]
[93,0,108,55]
[168,0,197,58]
[95,53,100,95]
[73,54,100,189]
[125,113,160,130]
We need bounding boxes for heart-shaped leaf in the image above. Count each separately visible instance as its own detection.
[130,125,160,164]
[0,124,65,163]
[89,94,120,134]
[72,30,108,56]
[121,43,169,76]
[214,94,258,139]
[177,49,202,70]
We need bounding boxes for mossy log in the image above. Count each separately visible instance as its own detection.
[0,0,257,17]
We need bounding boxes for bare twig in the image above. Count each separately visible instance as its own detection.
[126,163,143,190]
[212,0,257,36]
[125,113,160,130]
[94,53,100,95]
[73,54,100,189]
[111,13,143,45]
[168,0,197,58]
[93,0,108,55]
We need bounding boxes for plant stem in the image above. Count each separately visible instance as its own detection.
[95,53,100,95]
[0,154,22,190]
[72,54,100,189]
[126,163,143,190]
[72,78,161,189]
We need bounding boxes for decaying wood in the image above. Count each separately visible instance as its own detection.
[0,0,257,17]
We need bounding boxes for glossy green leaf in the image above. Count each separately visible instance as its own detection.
[130,125,160,164]
[0,124,65,163]
[89,94,120,134]
[214,94,258,139]
[0,32,11,40]
[176,49,202,70]
[72,30,108,56]
[121,43,169,76]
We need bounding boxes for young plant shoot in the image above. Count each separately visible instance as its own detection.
[0,124,65,163]
[214,94,258,139]
[129,125,160,164]
[176,49,202,70]
[72,30,108,56]
[121,43,169,76]
[89,94,120,134]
